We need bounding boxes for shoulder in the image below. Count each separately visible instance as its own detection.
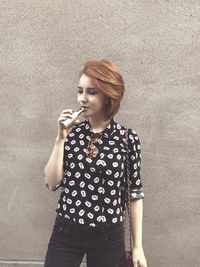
[128,128,140,144]
[114,120,140,141]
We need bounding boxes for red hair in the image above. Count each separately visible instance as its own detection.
[79,59,125,120]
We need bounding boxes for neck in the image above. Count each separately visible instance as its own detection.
[88,115,112,133]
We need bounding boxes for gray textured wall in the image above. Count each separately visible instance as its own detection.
[0,1,200,266]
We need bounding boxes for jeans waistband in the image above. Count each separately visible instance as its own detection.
[56,215,123,232]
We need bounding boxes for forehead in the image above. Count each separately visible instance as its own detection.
[78,74,95,88]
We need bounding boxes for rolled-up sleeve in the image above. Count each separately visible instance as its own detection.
[43,140,66,192]
[44,175,63,192]
[128,129,145,200]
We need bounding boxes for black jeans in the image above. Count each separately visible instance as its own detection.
[44,215,125,267]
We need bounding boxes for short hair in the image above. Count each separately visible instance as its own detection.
[79,59,125,120]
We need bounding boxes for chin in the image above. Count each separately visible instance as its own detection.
[82,113,90,118]
[83,109,93,117]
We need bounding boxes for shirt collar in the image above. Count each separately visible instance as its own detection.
[84,117,117,138]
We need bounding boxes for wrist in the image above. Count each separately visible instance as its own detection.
[133,244,143,249]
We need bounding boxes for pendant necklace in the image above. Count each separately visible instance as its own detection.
[86,132,103,158]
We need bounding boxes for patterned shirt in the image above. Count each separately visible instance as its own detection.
[45,117,144,227]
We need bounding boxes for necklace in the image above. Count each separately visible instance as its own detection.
[86,132,103,158]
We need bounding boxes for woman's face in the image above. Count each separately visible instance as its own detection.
[77,74,107,119]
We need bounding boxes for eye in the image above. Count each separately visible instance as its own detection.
[77,89,83,94]
[88,89,98,95]
[77,88,98,94]
[89,91,97,95]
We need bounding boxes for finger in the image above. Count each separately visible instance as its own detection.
[62,109,74,114]
[58,114,73,121]
[74,119,81,125]
[140,260,147,267]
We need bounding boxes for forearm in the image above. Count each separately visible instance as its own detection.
[44,137,65,189]
[130,198,143,248]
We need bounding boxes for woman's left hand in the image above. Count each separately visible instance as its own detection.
[132,246,147,267]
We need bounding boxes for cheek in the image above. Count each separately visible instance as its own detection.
[94,99,105,110]
[96,95,106,106]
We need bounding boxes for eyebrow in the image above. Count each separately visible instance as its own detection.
[77,86,97,90]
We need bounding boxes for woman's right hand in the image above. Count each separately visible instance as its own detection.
[57,109,81,140]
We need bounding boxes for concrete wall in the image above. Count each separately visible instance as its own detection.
[0,0,200,266]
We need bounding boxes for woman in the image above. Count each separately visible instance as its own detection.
[43,59,147,267]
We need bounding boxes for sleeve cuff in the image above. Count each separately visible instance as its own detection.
[44,176,61,192]
[130,188,145,200]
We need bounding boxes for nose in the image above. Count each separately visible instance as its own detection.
[80,92,88,102]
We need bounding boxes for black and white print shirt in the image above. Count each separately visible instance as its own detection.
[45,118,144,227]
